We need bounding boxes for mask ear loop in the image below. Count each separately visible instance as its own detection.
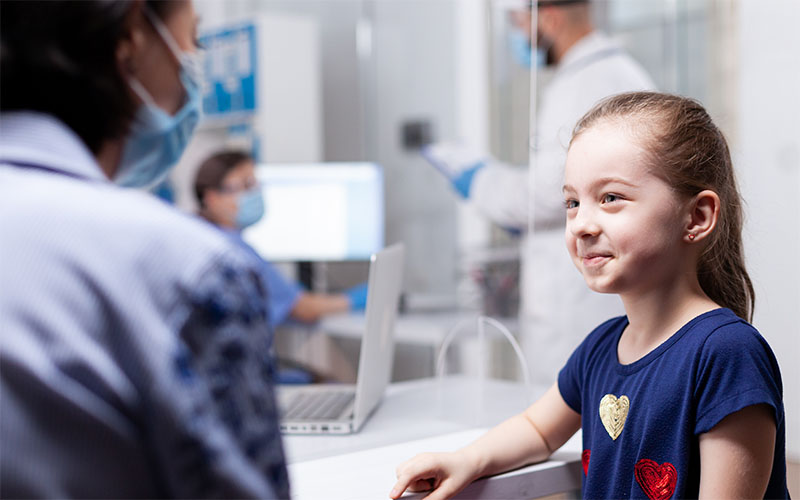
[127,77,159,109]
[142,6,206,97]
[142,6,185,62]
[122,7,177,114]
[138,6,207,111]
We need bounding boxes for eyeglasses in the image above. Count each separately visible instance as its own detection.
[217,177,259,194]
[530,0,588,8]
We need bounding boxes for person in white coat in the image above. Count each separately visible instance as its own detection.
[424,0,655,387]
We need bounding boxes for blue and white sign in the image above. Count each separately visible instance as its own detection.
[199,23,257,117]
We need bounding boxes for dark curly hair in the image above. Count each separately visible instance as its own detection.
[0,0,181,154]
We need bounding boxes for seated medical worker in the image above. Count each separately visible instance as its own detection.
[194,151,368,328]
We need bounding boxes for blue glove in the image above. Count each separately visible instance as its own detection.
[345,283,369,311]
[451,163,484,198]
[421,142,488,199]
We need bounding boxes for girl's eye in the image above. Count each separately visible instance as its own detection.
[564,199,579,210]
[602,193,621,204]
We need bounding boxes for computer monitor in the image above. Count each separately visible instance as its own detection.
[242,162,384,261]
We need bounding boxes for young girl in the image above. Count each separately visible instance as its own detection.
[390,92,788,500]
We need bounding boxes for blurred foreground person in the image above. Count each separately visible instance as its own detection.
[0,1,288,497]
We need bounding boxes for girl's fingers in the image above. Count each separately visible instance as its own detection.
[408,478,436,492]
[392,455,441,499]
[421,478,460,500]
[391,470,431,498]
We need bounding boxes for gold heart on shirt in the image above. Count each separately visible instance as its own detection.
[599,394,630,441]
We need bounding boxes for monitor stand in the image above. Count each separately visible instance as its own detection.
[297,261,313,291]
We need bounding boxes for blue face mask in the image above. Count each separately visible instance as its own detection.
[236,188,265,229]
[509,29,547,69]
[114,9,204,189]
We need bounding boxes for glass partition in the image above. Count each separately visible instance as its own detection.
[187,0,735,380]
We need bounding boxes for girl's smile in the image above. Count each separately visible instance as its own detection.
[580,252,613,268]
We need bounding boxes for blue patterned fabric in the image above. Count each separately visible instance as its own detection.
[0,112,289,498]
[221,229,302,329]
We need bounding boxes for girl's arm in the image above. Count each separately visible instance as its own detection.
[698,403,776,499]
[390,383,581,500]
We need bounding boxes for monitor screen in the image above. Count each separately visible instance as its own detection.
[242,162,384,261]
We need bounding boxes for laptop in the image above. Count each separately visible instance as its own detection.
[277,243,405,434]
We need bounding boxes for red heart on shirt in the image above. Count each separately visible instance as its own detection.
[634,459,677,500]
[582,449,590,475]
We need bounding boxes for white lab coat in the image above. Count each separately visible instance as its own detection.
[471,31,656,386]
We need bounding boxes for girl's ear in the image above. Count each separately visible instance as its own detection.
[685,190,720,243]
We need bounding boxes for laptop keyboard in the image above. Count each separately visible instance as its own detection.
[283,390,355,420]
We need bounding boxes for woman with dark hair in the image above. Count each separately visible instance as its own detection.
[0,1,288,497]
[194,151,369,328]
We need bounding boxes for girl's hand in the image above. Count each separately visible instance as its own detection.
[390,450,480,500]
[389,384,580,499]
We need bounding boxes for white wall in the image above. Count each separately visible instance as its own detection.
[737,0,800,460]
[188,1,470,296]
[256,15,322,163]
[172,9,321,213]
[368,1,460,294]
[216,0,367,162]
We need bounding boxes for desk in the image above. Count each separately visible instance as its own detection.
[284,377,582,499]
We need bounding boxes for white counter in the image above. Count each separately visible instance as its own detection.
[284,377,582,499]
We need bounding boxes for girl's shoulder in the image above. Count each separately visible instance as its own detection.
[690,308,776,361]
[696,310,780,372]
[690,310,784,437]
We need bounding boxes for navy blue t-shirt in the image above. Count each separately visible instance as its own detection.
[558,308,788,499]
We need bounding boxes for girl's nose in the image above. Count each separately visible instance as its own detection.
[569,206,601,238]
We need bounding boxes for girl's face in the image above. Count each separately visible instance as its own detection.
[563,121,689,296]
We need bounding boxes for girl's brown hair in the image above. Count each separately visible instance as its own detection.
[571,91,755,321]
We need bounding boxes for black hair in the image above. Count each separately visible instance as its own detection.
[194,151,253,207]
[0,0,181,154]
